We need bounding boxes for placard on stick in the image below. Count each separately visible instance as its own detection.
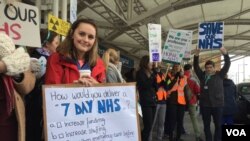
[42,83,141,141]
[198,22,224,49]
[0,0,41,47]
[162,29,192,64]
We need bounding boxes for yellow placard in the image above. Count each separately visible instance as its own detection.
[48,14,71,36]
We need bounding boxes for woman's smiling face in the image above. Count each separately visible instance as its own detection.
[72,23,96,56]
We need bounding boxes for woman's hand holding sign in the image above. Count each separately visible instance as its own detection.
[74,76,99,87]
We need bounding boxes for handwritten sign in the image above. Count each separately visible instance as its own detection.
[43,83,140,141]
[48,14,71,36]
[183,30,193,60]
[148,23,162,62]
[162,29,192,63]
[198,22,224,49]
[0,0,41,47]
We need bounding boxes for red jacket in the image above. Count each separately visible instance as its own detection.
[184,71,200,105]
[45,53,106,84]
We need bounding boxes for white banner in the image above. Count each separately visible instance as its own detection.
[70,0,77,23]
[183,30,193,60]
[162,29,192,63]
[148,23,162,62]
[198,22,224,49]
[43,84,140,141]
[0,0,41,47]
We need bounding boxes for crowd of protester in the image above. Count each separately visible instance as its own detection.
[0,15,237,141]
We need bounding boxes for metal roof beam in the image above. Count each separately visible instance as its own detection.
[127,0,179,26]
[192,35,250,44]
[179,19,250,31]
[104,30,124,40]
[127,0,133,20]
[94,21,114,29]
[114,0,127,19]
[101,41,144,49]
[224,35,250,41]
[199,42,250,63]
[100,40,141,60]
[127,0,223,26]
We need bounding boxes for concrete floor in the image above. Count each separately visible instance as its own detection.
[151,111,215,141]
[163,112,206,141]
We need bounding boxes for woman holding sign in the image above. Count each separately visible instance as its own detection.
[45,18,106,86]
[136,55,156,141]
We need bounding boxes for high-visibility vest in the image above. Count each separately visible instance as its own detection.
[167,75,187,105]
[156,73,165,83]
[156,73,167,101]
[166,72,175,85]
[156,88,167,101]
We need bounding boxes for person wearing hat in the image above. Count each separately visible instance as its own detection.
[0,33,35,141]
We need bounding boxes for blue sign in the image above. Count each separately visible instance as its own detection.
[198,22,224,49]
[152,53,160,61]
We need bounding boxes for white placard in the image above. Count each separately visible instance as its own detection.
[162,29,192,63]
[70,0,77,23]
[148,23,162,62]
[198,22,224,49]
[43,84,140,141]
[183,30,193,60]
[0,0,41,47]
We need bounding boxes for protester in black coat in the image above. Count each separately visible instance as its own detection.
[136,55,156,141]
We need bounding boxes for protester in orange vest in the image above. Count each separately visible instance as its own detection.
[165,64,189,141]
[150,62,168,141]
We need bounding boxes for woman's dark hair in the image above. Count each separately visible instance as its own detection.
[125,68,135,82]
[40,29,58,47]
[139,55,150,70]
[57,18,99,67]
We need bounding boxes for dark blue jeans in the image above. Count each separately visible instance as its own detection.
[200,106,223,141]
